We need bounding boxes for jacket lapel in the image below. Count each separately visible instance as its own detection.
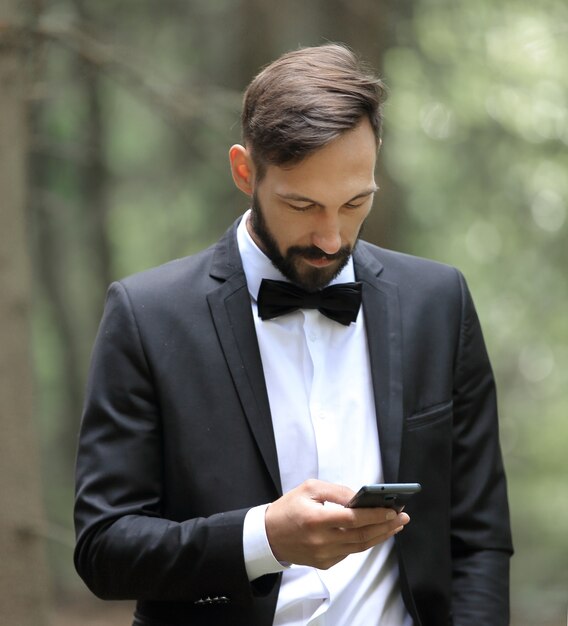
[354,244,404,483]
[207,221,282,495]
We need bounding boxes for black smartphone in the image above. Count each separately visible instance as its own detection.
[346,483,422,511]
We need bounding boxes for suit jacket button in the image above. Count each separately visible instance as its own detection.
[194,594,230,605]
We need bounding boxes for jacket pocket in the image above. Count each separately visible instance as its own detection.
[405,399,453,430]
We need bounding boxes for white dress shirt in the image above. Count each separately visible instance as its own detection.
[237,211,412,626]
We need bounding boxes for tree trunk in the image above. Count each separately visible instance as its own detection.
[73,0,114,299]
[0,1,51,623]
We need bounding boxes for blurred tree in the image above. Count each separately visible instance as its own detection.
[0,0,50,623]
[72,0,113,307]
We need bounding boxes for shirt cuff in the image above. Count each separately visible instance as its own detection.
[243,504,289,582]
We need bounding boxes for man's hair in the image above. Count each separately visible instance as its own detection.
[241,43,387,179]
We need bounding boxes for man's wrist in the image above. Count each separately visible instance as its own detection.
[243,504,289,581]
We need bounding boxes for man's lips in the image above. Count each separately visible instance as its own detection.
[302,255,337,268]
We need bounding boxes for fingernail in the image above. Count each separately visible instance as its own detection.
[394,525,404,534]
[386,510,396,520]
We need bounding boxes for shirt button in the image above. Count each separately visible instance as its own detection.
[319,412,327,420]
[308,332,318,342]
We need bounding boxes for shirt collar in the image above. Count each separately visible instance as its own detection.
[236,209,355,302]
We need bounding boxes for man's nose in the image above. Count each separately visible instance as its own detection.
[311,213,342,255]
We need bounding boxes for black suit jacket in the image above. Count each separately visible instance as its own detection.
[74,219,513,626]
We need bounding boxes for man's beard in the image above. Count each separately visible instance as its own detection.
[250,192,358,291]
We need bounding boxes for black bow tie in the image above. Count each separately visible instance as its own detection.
[257,279,362,326]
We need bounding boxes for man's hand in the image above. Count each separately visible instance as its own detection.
[265,479,410,570]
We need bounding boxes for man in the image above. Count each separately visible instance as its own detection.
[74,44,513,625]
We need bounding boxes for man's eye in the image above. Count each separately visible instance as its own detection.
[288,203,313,211]
[344,201,365,209]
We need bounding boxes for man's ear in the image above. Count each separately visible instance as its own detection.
[229,145,255,195]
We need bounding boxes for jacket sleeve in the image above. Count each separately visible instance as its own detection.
[73,281,276,605]
[450,271,514,624]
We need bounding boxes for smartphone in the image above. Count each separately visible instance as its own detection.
[346,483,421,511]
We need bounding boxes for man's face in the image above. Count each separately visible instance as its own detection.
[247,119,378,291]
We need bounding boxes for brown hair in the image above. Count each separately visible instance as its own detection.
[241,43,387,178]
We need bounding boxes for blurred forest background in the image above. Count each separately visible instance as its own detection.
[1,0,566,624]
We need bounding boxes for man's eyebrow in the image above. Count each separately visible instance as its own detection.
[347,186,379,201]
[277,185,378,205]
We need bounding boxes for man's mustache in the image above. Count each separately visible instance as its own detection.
[287,245,351,261]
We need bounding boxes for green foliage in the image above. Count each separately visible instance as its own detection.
[383,2,568,621]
